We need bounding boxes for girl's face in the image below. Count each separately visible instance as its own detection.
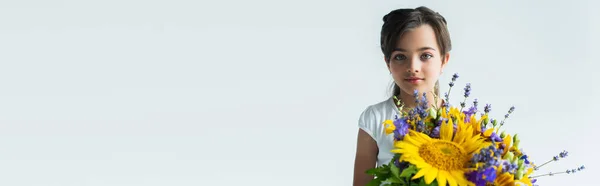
[387,24,449,97]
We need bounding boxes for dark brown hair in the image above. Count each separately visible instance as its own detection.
[380,6,452,97]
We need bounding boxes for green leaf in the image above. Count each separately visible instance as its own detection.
[366,164,391,177]
[428,108,437,119]
[399,164,418,179]
[390,162,401,178]
[366,179,382,186]
[384,176,403,184]
[416,178,438,186]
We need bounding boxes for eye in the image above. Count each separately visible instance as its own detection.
[393,54,407,61]
[421,53,433,60]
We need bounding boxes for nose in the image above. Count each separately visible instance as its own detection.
[406,57,421,73]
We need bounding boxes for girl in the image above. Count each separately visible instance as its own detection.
[353,6,452,185]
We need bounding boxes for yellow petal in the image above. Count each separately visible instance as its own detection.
[441,118,454,141]
[413,161,431,169]
[453,127,468,144]
[437,171,449,186]
[446,172,457,186]
[384,122,396,134]
[503,134,512,149]
[412,166,430,180]
[424,167,439,184]
[390,149,403,154]
[412,130,431,139]
[483,128,494,137]
[404,135,424,146]
[450,170,468,186]
[383,120,393,125]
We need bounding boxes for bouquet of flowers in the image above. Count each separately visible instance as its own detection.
[366,73,584,186]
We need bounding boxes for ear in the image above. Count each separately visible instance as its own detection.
[440,52,450,73]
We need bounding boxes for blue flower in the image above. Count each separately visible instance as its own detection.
[520,155,530,164]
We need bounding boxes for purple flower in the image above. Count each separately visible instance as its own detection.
[463,106,477,122]
[559,150,569,158]
[394,158,408,169]
[501,161,518,174]
[393,118,410,140]
[484,104,492,113]
[490,132,502,142]
[452,73,459,81]
[420,93,428,107]
[464,83,472,98]
[466,167,497,186]
[449,82,455,87]
[430,126,440,138]
[473,99,479,108]
[416,120,425,133]
[413,89,419,101]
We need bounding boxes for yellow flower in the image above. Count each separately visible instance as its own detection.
[383,120,395,135]
[392,117,486,186]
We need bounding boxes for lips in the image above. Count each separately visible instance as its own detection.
[404,77,424,81]
[404,77,424,84]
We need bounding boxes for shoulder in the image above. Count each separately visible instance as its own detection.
[359,97,396,120]
[358,97,396,139]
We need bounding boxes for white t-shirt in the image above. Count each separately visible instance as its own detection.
[358,96,399,167]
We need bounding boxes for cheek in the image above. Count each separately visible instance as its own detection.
[423,64,442,79]
[389,63,405,72]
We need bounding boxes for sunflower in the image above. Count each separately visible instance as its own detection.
[392,118,486,186]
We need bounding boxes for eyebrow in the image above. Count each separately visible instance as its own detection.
[393,47,437,52]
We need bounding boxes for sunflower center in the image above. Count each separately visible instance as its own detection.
[418,140,468,170]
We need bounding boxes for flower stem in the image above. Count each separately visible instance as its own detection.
[534,159,555,170]
[529,171,567,179]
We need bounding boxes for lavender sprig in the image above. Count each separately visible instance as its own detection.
[534,150,569,170]
[460,83,471,112]
[529,165,585,179]
[497,106,515,132]
[499,106,516,126]
[445,73,459,105]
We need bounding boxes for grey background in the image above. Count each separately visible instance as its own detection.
[0,0,598,185]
